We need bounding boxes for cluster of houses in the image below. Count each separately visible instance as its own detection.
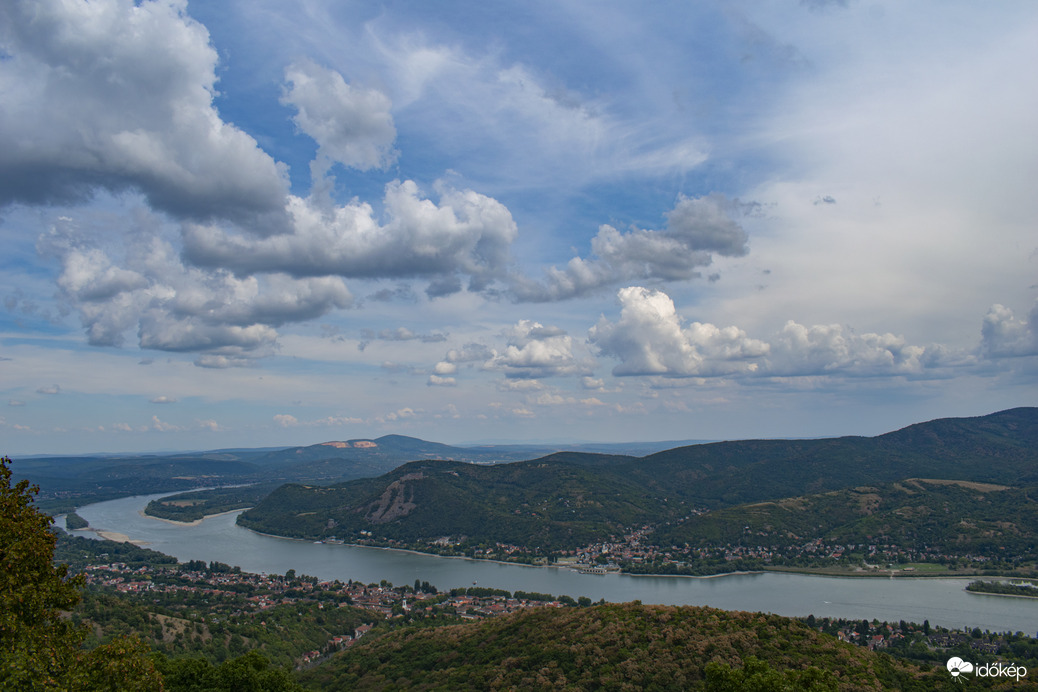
[817,617,1014,657]
[83,559,578,667]
[580,526,999,570]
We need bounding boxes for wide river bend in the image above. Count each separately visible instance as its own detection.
[75,493,1038,636]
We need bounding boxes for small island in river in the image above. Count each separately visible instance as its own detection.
[966,580,1038,598]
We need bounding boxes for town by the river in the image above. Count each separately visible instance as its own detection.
[74,492,1038,636]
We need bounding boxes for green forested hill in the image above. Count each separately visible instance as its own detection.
[298,603,937,690]
[651,479,1038,558]
[238,455,649,550]
[623,407,1038,506]
[239,408,1038,550]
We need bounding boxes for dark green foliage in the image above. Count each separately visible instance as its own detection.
[704,656,838,691]
[144,483,280,522]
[653,478,1038,560]
[512,590,554,602]
[0,456,162,690]
[54,531,179,571]
[155,650,304,691]
[966,580,1038,597]
[63,511,88,530]
[299,603,937,690]
[413,579,437,594]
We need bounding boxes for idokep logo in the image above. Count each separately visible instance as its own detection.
[946,656,1028,682]
[946,657,974,679]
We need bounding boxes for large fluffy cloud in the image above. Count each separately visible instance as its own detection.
[428,326,601,385]
[514,194,751,301]
[980,302,1038,358]
[590,286,958,379]
[0,0,289,231]
[183,180,517,296]
[766,322,933,377]
[482,320,588,380]
[37,216,352,365]
[282,60,398,173]
[589,287,767,377]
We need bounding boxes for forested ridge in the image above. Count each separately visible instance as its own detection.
[652,479,1038,557]
[299,603,936,690]
[239,408,1038,564]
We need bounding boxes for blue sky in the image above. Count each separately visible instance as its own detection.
[1,0,1036,455]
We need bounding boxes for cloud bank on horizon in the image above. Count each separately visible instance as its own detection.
[1,0,1035,453]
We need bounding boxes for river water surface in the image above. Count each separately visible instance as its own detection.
[74,492,1038,635]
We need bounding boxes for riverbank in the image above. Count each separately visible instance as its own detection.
[74,491,1038,634]
[229,516,1038,582]
[100,494,1037,585]
[766,564,1038,580]
[965,580,1038,599]
[241,526,559,571]
[624,569,764,580]
[966,589,1038,600]
[236,527,1016,582]
[79,528,149,546]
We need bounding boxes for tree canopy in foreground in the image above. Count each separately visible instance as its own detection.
[0,455,161,690]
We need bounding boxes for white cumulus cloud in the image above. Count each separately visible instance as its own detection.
[282,60,398,173]
[589,287,767,377]
[427,375,457,387]
[591,286,956,380]
[38,216,353,362]
[484,320,589,379]
[766,322,932,377]
[183,180,517,297]
[980,302,1038,358]
[514,194,751,301]
[0,0,289,232]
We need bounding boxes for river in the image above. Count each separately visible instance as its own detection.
[73,492,1038,635]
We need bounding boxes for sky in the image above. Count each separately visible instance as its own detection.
[1,0,1036,455]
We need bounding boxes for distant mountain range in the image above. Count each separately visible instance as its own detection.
[237,407,1038,550]
[9,434,705,512]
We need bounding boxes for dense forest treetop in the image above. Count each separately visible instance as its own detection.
[298,602,937,690]
[651,477,1038,557]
